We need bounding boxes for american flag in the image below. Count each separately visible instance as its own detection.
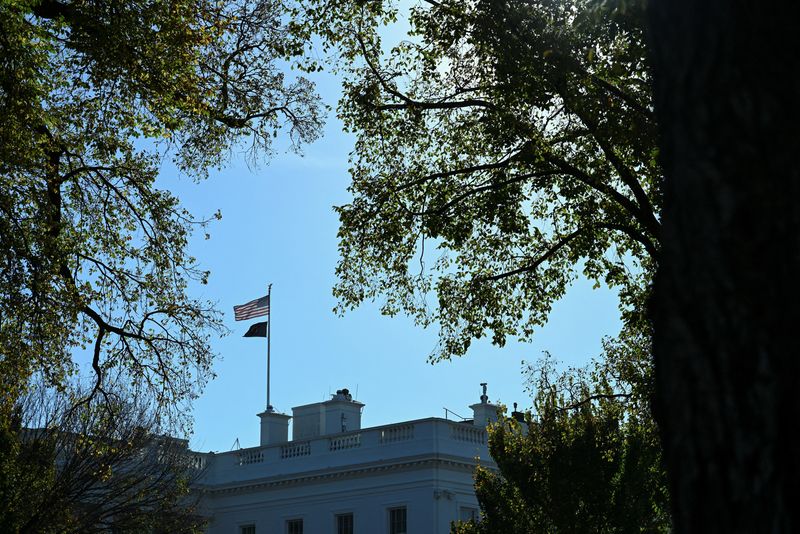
[233,295,270,321]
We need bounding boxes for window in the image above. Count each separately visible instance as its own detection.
[388,507,407,534]
[286,518,303,534]
[459,507,479,522]
[240,526,256,534]
[336,513,354,534]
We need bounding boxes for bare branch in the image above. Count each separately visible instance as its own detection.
[374,98,494,112]
[558,393,632,412]
[412,170,561,216]
[397,159,518,194]
[565,105,661,239]
[483,228,585,282]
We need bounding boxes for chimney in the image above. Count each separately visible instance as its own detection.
[292,388,364,440]
[470,382,499,427]
[257,410,291,446]
[323,388,363,434]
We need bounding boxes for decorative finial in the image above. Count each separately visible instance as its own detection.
[480,382,488,403]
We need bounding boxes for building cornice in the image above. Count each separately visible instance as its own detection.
[199,453,497,495]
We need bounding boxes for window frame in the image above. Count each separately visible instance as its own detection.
[335,511,354,534]
[285,517,303,534]
[459,506,479,522]
[387,505,407,534]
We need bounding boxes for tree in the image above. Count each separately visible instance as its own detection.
[0,381,206,533]
[295,0,668,530]
[452,324,670,533]
[299,0,660,361]
[0,0,323,423]
[648,1,800,531]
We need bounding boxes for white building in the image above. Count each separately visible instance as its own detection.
[194,387,499,534]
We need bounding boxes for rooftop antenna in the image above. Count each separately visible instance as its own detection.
[444,407,467,421]
[355,384,359,401]
[230,437,241,451]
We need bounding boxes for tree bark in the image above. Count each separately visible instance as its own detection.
[648,2,800,531]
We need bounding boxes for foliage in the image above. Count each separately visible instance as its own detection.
[298,0,659,361]
[0,0,324,423]
[0,382,206,533]
[0,409,58,532]
[453,325,670,533]
[294,0,668,529]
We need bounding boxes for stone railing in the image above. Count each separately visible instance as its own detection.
[188,453,209,470]
[209,419,494,480]
[280,440,311,459]
[329,433,361,451]
[237,449,264,465]
[378,423,415,444]
[450,424,486,445]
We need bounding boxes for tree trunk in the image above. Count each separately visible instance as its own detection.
[648,2,800,531]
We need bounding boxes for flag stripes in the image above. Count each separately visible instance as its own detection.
[234,295,270,321]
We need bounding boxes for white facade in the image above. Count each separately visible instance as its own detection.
[194,390,498,534]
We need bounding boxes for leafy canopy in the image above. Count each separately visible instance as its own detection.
[295,0,668,530]
[0,0,323,423]
[452,323,670,533]
[299,0,660,360]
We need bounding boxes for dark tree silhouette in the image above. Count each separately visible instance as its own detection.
[0,385,206,533]
[649,1,800,531]
[0,0,323,424]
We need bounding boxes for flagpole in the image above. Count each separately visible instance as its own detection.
[267,283,272,412]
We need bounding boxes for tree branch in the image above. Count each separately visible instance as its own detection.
[558,393,631,412]
[31,0,75,21]
[566,105,661,240]
[483,228,585,282]
[482,220,656,283]
[374,98,494,112]
[412,170,560,216]
[542,153,650,232]
[589,74,653,119]
[396,157,519,193]
[596,222,659,259]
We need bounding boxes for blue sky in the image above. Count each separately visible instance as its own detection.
[164,62,624,453]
